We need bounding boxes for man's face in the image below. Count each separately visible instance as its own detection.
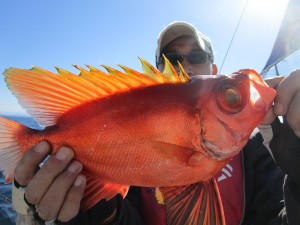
[158,36,218,76]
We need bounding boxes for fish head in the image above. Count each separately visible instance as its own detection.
[192,69,276,160]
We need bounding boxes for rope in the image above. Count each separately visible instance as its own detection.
[219,0,249,73]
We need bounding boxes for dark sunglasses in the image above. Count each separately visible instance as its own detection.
[159,51,212,66]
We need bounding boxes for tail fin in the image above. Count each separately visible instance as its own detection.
[0,116,25,183]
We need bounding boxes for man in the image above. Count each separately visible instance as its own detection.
[12,21,300,224]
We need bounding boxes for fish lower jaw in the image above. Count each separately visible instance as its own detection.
[202,141,239,160]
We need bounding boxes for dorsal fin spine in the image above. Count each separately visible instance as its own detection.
[139,57,168,83]
[55,67,107,97]
[161,55,181,82]
[118,64,155,85]
[102,65,139,88]
[75,67,118,93]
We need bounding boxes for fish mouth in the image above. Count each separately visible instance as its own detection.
[199,116,243,161]
[202,141,240,161]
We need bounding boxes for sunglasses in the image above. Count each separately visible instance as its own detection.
[159,51,212,66]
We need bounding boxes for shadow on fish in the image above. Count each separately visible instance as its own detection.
[0,57,275,225]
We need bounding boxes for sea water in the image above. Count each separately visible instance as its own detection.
[0,115,40,225]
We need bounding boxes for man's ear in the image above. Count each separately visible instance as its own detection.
[212,64,218,75]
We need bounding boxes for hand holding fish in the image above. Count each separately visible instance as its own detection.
[262,69,300,137]
[259,70,300,188]
[14,142,87,222]
[273,69,300,137]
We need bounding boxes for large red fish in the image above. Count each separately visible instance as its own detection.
[0,58,275,225]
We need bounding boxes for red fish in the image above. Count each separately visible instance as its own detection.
[0,58,275,225]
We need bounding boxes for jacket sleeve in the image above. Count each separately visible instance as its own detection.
[268,118,300,224]
[242,126,286,225]
[255,118,300,225]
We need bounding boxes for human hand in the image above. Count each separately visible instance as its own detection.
[259,70,300,186]
[261,70,300,137]
[14,141,86,222]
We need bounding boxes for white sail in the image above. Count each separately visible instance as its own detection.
[261,0,300,78]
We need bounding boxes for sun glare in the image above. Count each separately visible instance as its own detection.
[246,0,289,21]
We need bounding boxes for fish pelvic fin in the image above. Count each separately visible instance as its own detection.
[3,58,189,127]
[81,174,129,211]
[157,179,225,225]
[0,116,25,183]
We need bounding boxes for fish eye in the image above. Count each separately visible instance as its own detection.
[217,85,243,114]
[225,88,240,106]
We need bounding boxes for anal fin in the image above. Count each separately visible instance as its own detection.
[81,174,129,211]
[156,179,225,225]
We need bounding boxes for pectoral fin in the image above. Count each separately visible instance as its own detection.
[156,179,225,225]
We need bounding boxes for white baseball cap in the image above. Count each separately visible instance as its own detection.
[155,21,214,67]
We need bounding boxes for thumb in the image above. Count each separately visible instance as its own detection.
[273,71,300,116]
[264,76,285,89]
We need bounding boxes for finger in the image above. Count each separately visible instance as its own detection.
[36,161,83,220]
[259,76,285,125]
[260,107,277,125]
[25,147,74,205]
[14,141,51,186]
[264,76,285,89]
[286,90,300,137]
[57,175,87,222]
[273,71,300,115]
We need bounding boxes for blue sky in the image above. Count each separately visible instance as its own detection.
[0,0,288,115]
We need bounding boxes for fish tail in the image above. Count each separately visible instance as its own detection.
[0,116,26,183]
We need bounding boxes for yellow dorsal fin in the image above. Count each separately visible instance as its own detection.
[102,65,140,88]
[161,55,181,83]
[3,59,189,127]
[161,55,190,83]
[85,64,100,72]
[55,67,75,77]
[31,66,54,76]
[73,64,89,76]
[118,64,155,86]
[178,62,190,82]
[55,67,108,97]
[139,57,168,83]
[77,65,119,94]
[101,64,120,75]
